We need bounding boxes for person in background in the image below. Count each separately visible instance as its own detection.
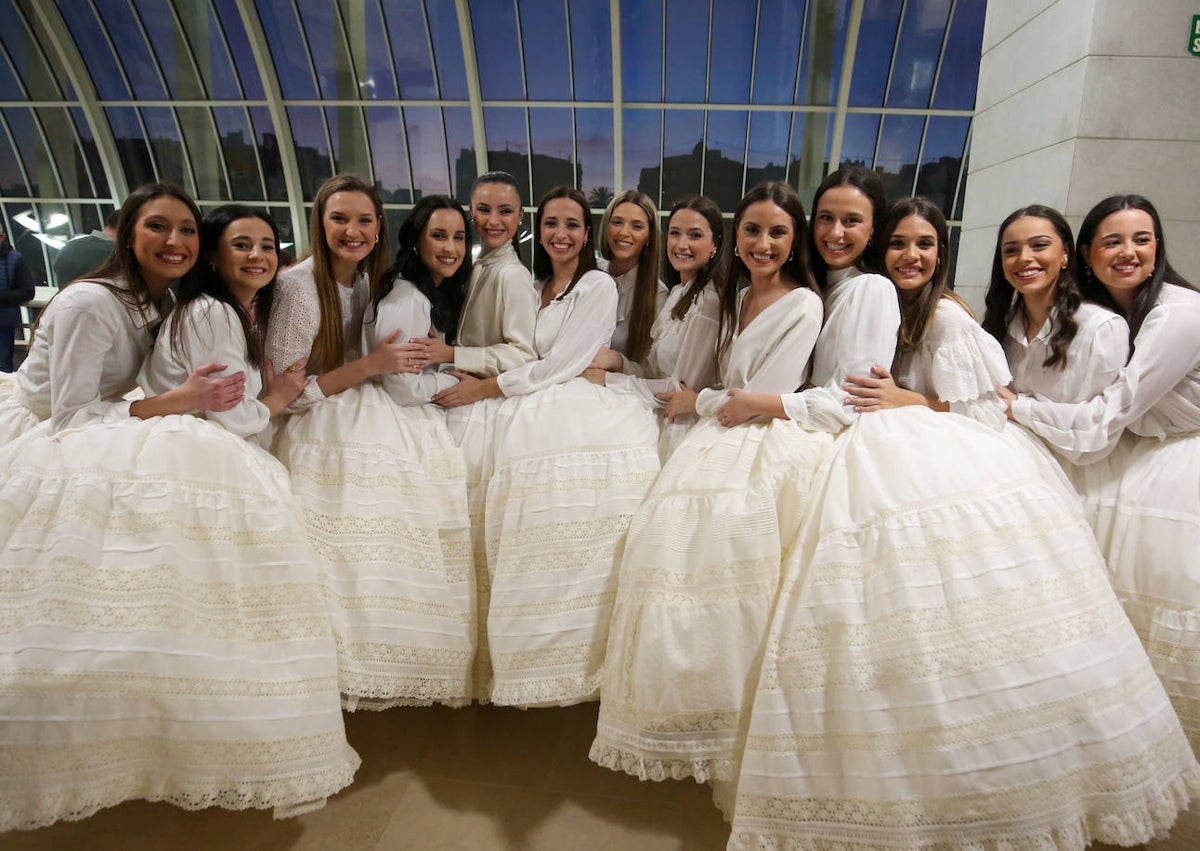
[52,211,117,287]
[0,229,35,373]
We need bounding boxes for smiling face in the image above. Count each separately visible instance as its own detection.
[736,200,795,282]
[539,196,589,270]
[129,196,200,295]
[471,181,522,253]
[885,214,939,296]
[212,216,278,308]
[666,208,716,282]
[606,201,651,270]
[321,190,380,281]
[812,185,874,271]
[1081,208,1157,310]
[1000,215,1068,306]
[417,207,468,286]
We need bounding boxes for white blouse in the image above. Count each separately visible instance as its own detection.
[1004,302,1129,403]
[695,285,823,418]
[781,266,901,433]
[454,242,538,377]
[608,280,721,406]
[496,269,618,398]
[894,298,1011,429]
[363,279,459,405]
[140,295,269,438]
[599,258,669,367]
[14,278,168,432]
[1012,284,1200,462]
[264,256,371,412]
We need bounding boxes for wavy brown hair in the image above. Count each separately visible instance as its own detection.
[600,189,661,364]
[664,195,727,322]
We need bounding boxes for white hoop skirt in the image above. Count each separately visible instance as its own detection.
[0,415,359,832]
[482,378,661,707]
[729,407,1199,850]
[274,382,474,709]
[1104,432,1200,752]
[591,417,833,783]
[0,375,40,448]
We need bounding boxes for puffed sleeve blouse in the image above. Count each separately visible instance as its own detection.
[265,256,370,412]
[496,269,618,398]
[780,266,901,433]
[15,277,168,432]
[601,258,669,372]
[695,285,823,418]
[1004,301,1129,403]
[140,294,269,438]
[893,298,1012,429]
[363,278,459,405]
[1011,284,1200,463]
[608,280,721,405]
[454,241,538,376]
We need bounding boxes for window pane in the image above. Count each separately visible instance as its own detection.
[5,108,56,196]
[707,4,755,103]
[92,0,168,99]
[249,108,287,202]
[790,112,833,204]
[529,107,575,200]
[258,0,319,99]
[471,0,524,100]
[747,111,792,185]
[384,0,433,99]
[916,116,969,213]
[426,0,468,100]
[658,109,704,207]
[875,113,925,199]
[752,0,805,105]
[664,0,707,104]
[404,106,451,197]
[798,0,850,107]
[0,113,28,196]
[0,1,61,100]
[40,107,92,199]
[134,0,206,99]
[577,109,614,206]
[521,0,571,101]
[848,0,901,107]
[622,108,661,198]
[141,107,188,191]
[444,108,477,203]
[484,107,530,203]
[287,107,333,200]
[211,0,266,99]
[839,112,880,168]
[886,0,951,108]
[62,3,129,99]
[214,106,265,201]
[568,1,611,101]
[107,108,155,189]
[325,105,372,180]
[704,110,748,210]
[361,0,399,100]
[620,1,662,102]
[71,108,109,198]
[933,0,986,110]
[367,107,412,202]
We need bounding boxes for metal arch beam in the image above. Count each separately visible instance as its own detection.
[26,1,127,204]
[454,0,488,181]
[826,0,865,173]
[232,0,307,252]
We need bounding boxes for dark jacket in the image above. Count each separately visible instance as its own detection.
[0,242,36,327]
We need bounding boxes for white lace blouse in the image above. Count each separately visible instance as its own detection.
[496,269,618,398]
[781,266,901,433]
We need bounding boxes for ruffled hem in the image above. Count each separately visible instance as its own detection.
[1,753,361,833]
[488,670,602,709]
[587,741,731,784]
[728,764,1200,850]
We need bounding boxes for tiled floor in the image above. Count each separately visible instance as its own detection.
[2,702,1195,850]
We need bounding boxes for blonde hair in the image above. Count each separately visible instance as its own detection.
[600,190,661,365]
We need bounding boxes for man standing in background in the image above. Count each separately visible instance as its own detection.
[53,211,117,286]
[0,229,35,372]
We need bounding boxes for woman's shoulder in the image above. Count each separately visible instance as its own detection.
[1073,301,1128,336]
[1158,282,1200,313]
[276,256,317,290]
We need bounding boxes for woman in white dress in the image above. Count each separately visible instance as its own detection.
[725,192,1198,849]
[274,194,476,709]
[412,170,539,696]
[446,185,661,707]
[980,205,1130,544]
[1003,194,1200,752]
[593,189,668,372]
[0,203,359,832]
[0,184,244,447]
[595,195,724,460]
[591,182,834,785]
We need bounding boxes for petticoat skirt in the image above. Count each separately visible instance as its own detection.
[0,375,41,448]
[0,415,359,832]
[274,382,474,708]
[1103,431,1200,752]
[482,377,660,707]
[591,416,834,783]
[728,407,1198,850]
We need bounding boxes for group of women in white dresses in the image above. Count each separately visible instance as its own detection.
[1,163,1198,849]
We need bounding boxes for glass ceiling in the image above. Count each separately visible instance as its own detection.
[0,0,985,285]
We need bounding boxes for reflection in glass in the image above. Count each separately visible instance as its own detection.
[934,0,986,110]
[917,116,969,213]
[875,113,925,199]
[886,0,951,108]
[849,0,902,107]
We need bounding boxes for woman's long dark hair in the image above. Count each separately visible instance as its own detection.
[719,181,817,358]
[600,189,661,364]
[879,197,970,352]
[1075,194,1195,349]
[665,195,727,322]
[981,205,1079,369]
[370,194,472,343]
[172,204,278,369]
[532,185,597,298]
[808,165,887,284]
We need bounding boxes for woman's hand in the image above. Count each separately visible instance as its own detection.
[996,384,1018,420]
[589,346,625,372]
[365,329,423,376]
[183,362,246,412]
[715,388,761,427]
[581,367,607,387]
[262,357,308,415]
[405,330,455,369]
[431,371,500,408]
[842,365,928,412]
[656,383,697,422]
